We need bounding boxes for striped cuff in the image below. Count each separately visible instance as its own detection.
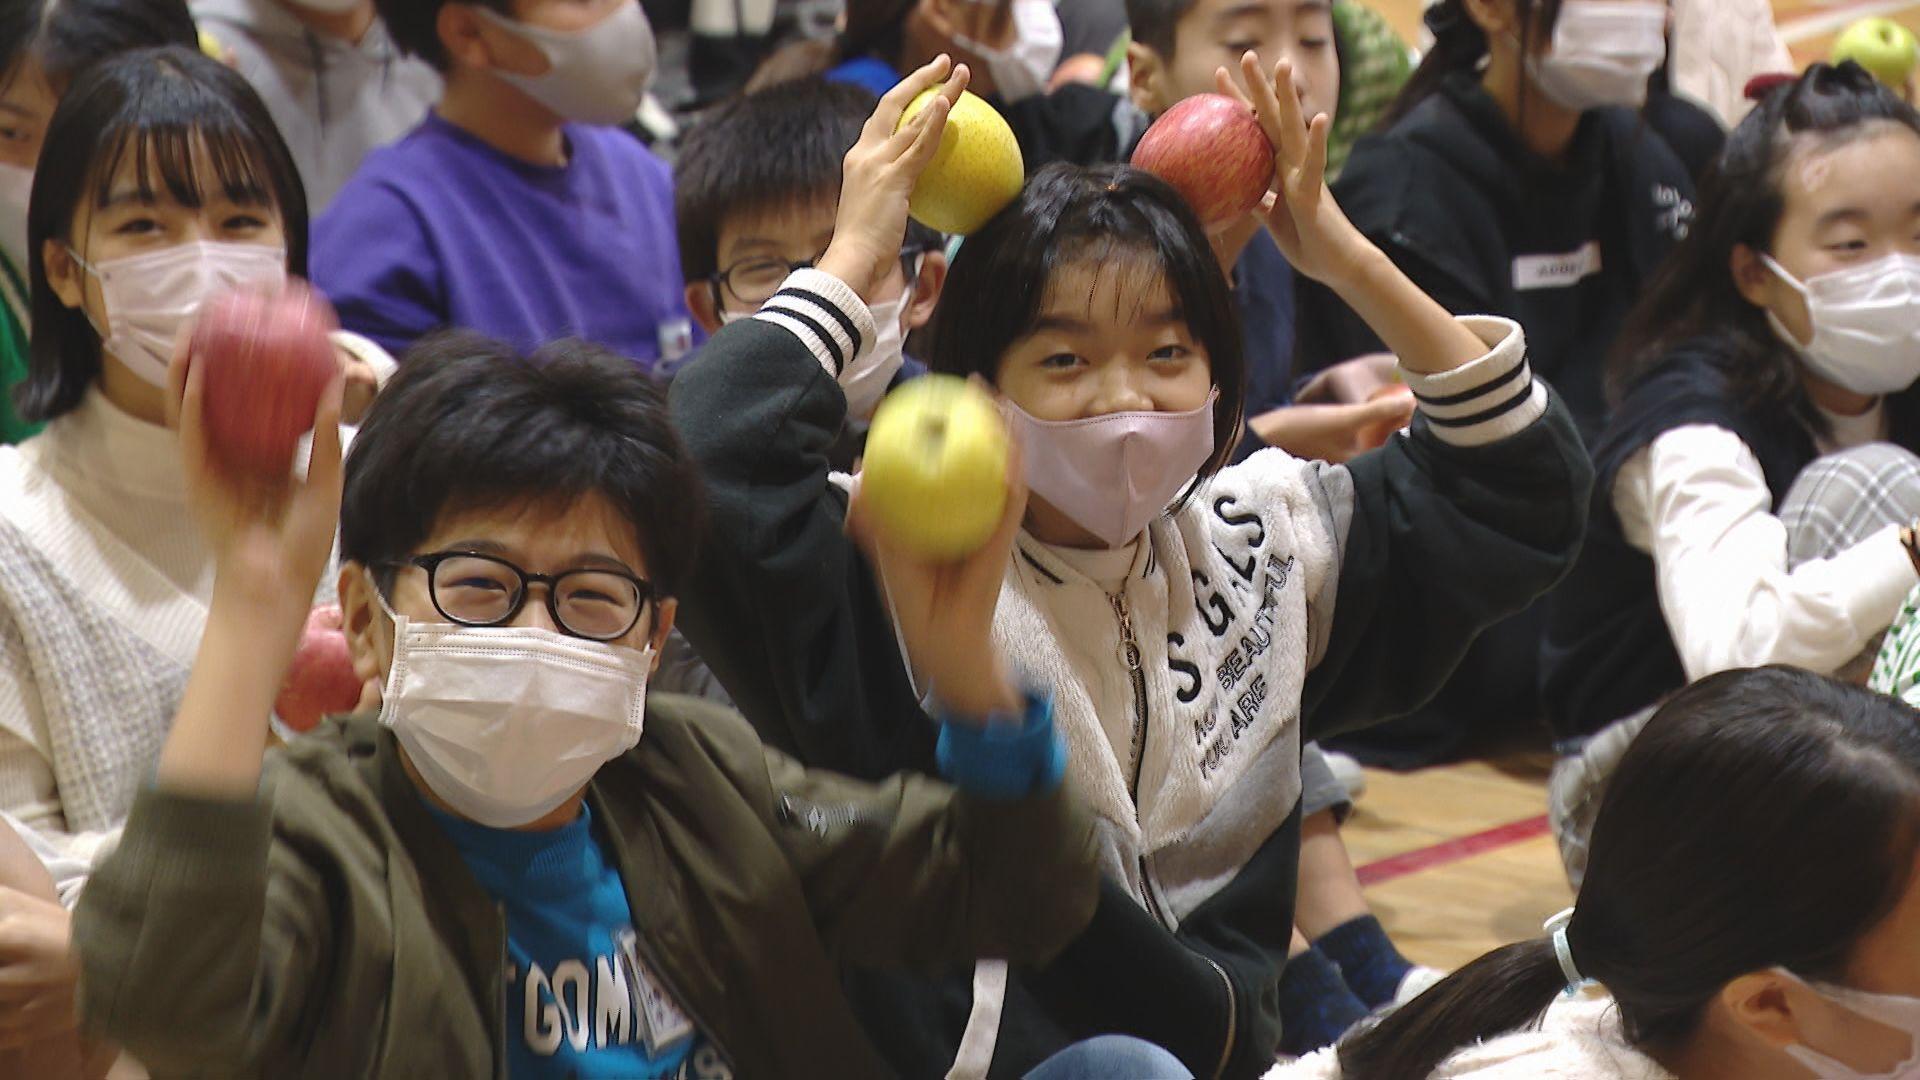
[1401,315,1548,448]
[753,268,876,379]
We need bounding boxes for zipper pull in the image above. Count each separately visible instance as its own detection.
[1110,592,1142,670]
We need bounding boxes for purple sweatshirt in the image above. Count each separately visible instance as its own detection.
[311,113,697,370]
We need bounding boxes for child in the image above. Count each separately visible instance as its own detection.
[311,0,697,369]
[1291,0,1706,768]
[0,0,199,444]
[191,0,441,210]
[673,76,946,468]
[670,53,1590,1077]
[1279,666,1920,1080]
[1,43,392,874]
[1544,62,1920,885]
[64,314,1132,1077]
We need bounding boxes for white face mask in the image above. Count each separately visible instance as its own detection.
[473,1,657,127]
[1778,969,1920,1080]
[1764,252,1920,397]
[845,281,915,420]
[1526,0,1667,111]
[951,0,1063,104]
[0,162,31,276]
[377,594,654,829]
[71,240,288,386]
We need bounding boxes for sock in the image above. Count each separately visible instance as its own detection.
[1315,914,1414,1009]
[1277,945,1370,1057]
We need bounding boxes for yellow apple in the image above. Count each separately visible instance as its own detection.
[896,88,1024,235]
[861,375,1010,559]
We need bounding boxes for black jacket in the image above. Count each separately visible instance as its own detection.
[667,278,1591,1077]
[1294,74,1697,441]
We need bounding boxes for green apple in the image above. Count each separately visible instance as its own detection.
[895,88,1024,235]
[861,375,1009,559]
[1833,17,1920,90]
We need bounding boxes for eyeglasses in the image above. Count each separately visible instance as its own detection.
[380,552,652,642]
[710,244,933,308]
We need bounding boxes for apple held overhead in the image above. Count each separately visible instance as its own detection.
[1130,94,1276,231]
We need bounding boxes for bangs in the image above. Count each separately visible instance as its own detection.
[1039,237,1187,332]
[91,121,274,210]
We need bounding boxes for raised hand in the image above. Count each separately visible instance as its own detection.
[1216,52,1376,290]
[817,56,969,303]
[166,323,345,627]
[846,407,1028,721]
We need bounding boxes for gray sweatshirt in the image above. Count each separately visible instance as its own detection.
[193,0,440,210]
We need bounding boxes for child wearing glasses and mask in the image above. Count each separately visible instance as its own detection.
[63,305,1156,1074]
[674,76,947,471]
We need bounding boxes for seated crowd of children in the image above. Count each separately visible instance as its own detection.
[0,0,1917,1077]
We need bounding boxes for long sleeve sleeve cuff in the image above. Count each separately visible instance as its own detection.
[936,690,1067,800]
[754,268,876,379]
[1401,315,1549,448]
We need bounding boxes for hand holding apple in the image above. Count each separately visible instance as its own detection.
[850,376,1026,719]
[817,57,968,303]
[1131,93,1276,231]
[1216,52,1377,291]
[897,86,1024,236]
[189,281,340,479]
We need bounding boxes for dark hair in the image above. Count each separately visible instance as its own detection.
[341,332,705,602]
[674,76,940,286]
[374,0,511,71]
[0,0,196,95]
[927,162,1246,481]
[16,46,308,423]
[1339,666,1920,1079]
[1125,0,1192,59]
[1606,63,1920,422]
[1379,0,1565,128]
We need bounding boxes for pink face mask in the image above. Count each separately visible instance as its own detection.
[1005,389,1218,548]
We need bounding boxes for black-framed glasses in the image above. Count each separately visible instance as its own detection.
[380,552,652,642]
[709,243,935,309]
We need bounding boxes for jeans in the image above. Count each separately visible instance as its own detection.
[1023,1035,1194,1080]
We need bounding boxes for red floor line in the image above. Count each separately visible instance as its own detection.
[1354,815,1553,887]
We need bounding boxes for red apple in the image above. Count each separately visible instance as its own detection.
[1130,94,1276,229]
[275,604,362,732]
[1356,383,1416,451]
[190,281,339,476]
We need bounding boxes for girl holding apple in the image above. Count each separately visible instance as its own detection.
[670,51,1589,1078]
[0,46,391,894]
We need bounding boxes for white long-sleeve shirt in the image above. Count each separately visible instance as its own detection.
[1612,410,1915,681]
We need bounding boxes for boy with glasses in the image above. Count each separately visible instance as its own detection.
[674,76,947,469]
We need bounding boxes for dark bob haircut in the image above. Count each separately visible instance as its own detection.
[674,75,940,287]
[0,0,195,94]
[927,162,1246,483]
[16,45,307,423]
[341,332,705,604]
[1340,666,1920,1078]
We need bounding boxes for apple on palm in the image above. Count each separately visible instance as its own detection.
[896,88,1025,235]
[861,375,1010,559]
[190,280,339,477]
[1131,93,1277,230]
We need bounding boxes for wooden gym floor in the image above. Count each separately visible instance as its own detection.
[1343,3,1920,967]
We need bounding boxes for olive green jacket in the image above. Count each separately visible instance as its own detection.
[74,696,1101,1078]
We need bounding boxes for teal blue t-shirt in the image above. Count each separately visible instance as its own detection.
[428,803,729,1079]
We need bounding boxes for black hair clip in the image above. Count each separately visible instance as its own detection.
[1423,0,1466,39]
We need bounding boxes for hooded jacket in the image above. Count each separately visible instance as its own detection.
[192,0,440,210]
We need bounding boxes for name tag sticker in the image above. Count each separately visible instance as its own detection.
[1512,242,1602,291]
